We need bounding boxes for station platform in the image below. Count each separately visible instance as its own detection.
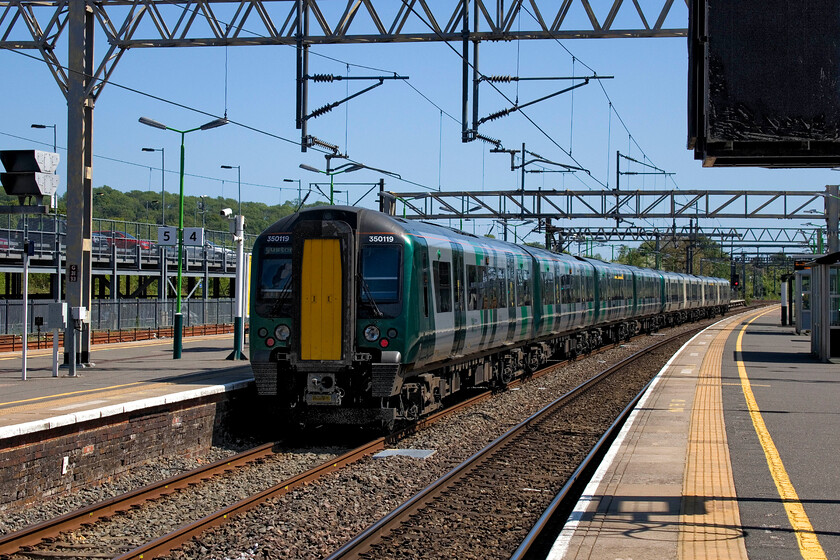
[550,306,840,560]
[0,334,253,440]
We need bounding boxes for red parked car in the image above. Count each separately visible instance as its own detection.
[94,231,153,250]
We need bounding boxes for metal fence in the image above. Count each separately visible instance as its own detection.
[0,298,237,335]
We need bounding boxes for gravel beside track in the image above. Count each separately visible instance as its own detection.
[3,447,346,559]
[0,444,244,536]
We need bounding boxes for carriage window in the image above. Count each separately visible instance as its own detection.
[542,268,556,305]
[433,261,453,313]
[517,267,532,306]
[467,265,477,310]
[453,254,465,312]
[497,267,507,309]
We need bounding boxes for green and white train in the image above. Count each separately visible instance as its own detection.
[249,206,730,429]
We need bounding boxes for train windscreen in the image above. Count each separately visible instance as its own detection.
[359,245,401,318]
[256,245,293,317]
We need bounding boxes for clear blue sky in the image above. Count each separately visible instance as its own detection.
[0,2,832,247]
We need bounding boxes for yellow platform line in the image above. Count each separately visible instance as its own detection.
[1,381,145,408]
[679,315,751,560]
[736,309,826,560]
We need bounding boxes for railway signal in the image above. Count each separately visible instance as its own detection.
[0,150,59,211]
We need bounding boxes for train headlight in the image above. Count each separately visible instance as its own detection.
[275,325,291,341]
[364,325,380,342]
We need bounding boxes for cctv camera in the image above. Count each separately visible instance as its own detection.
[220,208,233,217]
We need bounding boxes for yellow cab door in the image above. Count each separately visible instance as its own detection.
[300,238,342,360]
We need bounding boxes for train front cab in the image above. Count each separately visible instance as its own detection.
[249,208,415,427]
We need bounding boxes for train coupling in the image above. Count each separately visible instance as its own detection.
[305,373,344,406]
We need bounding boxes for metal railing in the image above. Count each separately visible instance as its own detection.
[0,214,257,264]
[0,298,238,335]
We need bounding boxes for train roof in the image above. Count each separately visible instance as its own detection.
[258,207,729,282]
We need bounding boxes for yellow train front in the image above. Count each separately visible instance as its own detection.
[249,206,731,430]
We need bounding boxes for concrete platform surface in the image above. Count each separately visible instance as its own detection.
[0,334,253,439]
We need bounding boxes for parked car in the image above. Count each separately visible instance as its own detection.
[91,232,110,253]
[201,241,235,259]
[0,235,20,252]
[167,241,235,260]
[94,230,153,251]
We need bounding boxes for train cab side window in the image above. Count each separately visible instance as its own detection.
[433,261,453,313]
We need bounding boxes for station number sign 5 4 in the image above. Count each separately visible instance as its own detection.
[158,226,204,246]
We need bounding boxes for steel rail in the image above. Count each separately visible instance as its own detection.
[508,335,692,559]
[325,330,699,560]
[114,438,391,560]
[0,442,278,556]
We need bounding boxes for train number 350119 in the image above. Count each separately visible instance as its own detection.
[367,235,395,243]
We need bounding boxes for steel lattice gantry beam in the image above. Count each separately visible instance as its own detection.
[0,0,688,53]
[551,226,820,247]
[383,188,829,220]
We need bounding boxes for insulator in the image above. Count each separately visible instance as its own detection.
[310,137,340,152]
[311,74,336,82]
[309,104,335,119]
[486,75,514,83]
[485,108,512,122]
[475,134,501,147]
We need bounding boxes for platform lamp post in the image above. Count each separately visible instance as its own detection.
[139,116,228,359]
[141,147,165,225]
[299,163,362,204]
[220,164,241,216]
[220,164,247,360]
[283,178,301,205]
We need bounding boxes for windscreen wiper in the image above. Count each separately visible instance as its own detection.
[271,286,292,315]
[359,276,384,317]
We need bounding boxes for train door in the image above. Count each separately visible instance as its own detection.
[430,244,455,362]
[451,245,466,355]
[291,218,354,367]
[300,239,342,360]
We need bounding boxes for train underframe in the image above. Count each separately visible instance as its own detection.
[258,305,728,431]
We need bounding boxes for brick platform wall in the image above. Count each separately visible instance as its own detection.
[0,388,254,513]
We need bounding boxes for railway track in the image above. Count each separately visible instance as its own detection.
[0,443,278,557]
[118,327,699,560]
[0,308,755,559]
[326,331,698,560]
[0,332,647,559]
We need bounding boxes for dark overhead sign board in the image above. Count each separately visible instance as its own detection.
[689,0,840,168]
